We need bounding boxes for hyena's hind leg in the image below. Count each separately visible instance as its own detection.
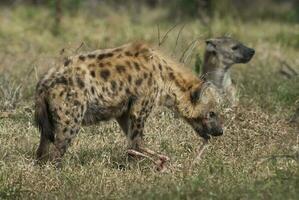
[51,103,87,167]
[50,122,82,167]
[36,87,87,167]
[116,111,130,135]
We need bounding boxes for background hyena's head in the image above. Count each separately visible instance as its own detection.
[205,36,255,66]
[186,82,224,140]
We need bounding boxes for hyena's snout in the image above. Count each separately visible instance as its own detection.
[240,46,255,63]
[202,117,224,138]
[246,47,255,61]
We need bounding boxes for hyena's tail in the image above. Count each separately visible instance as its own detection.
[35,92,54,162]
[35,93,55,143]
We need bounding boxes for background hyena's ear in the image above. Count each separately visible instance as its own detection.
[205,39,217,52]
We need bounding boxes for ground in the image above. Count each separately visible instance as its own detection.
[0,5,298,200]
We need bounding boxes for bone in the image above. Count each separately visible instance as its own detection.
[154,158,168,172]
[127,149,169,172]
[127,149,155,162]
[139,147,170,161]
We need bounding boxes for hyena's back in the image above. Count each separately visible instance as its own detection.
[37,43,157,119]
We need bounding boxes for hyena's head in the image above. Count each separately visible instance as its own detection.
[205,37,255,67]
[185,82,223,140]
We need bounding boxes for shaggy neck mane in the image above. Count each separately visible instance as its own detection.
[152,52,205,118]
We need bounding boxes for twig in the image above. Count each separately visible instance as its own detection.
[34,65,39,82]
[60,48,65,56]
[157,24,160,46]
[172,24,186,56]
[179,39,199,63]
[157,24,178,46]
[74,42,85,53]
[185,40,199,64]
[11,84,22,107]
[282,61,298,75]
[256,154,298,166]
[279,60,298,79]
[157,24,161,45]
[24,63,36,81]
[187,139,209,175]
[279,69,294,79]
[0,87,4,97]
[11,59,38,100]
[175,24,185,48]
[192,139,209,164]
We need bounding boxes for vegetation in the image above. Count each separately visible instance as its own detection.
[0,1,298,199]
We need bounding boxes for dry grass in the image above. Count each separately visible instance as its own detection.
[0,5,298,200]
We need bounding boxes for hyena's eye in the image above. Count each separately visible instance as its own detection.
[209,111,216,118]
[232,45,239,50]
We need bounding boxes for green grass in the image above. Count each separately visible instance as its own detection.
[0,5,298,200]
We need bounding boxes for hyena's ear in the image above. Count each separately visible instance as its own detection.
[190,87,202,104]
[205,39,217,52]
[190,82,212,104]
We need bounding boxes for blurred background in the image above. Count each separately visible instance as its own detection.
[0,0,298,113]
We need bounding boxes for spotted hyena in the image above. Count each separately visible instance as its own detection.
[35,42,223,167]
[202,37,255,106]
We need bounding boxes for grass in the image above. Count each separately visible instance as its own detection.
[0,4,298,200]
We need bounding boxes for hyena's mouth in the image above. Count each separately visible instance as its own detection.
[197,126,223,140]
[198,131,211,140]
[209,127,224,137]
[196,126,211,140]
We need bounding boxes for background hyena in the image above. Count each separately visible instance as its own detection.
[202,37,255,106]
[35,43,223,168]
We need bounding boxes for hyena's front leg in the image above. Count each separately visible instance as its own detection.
[117,112,159,161]
[122,100,169,171]
[127,114,145,151]
[126,117,167,171]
